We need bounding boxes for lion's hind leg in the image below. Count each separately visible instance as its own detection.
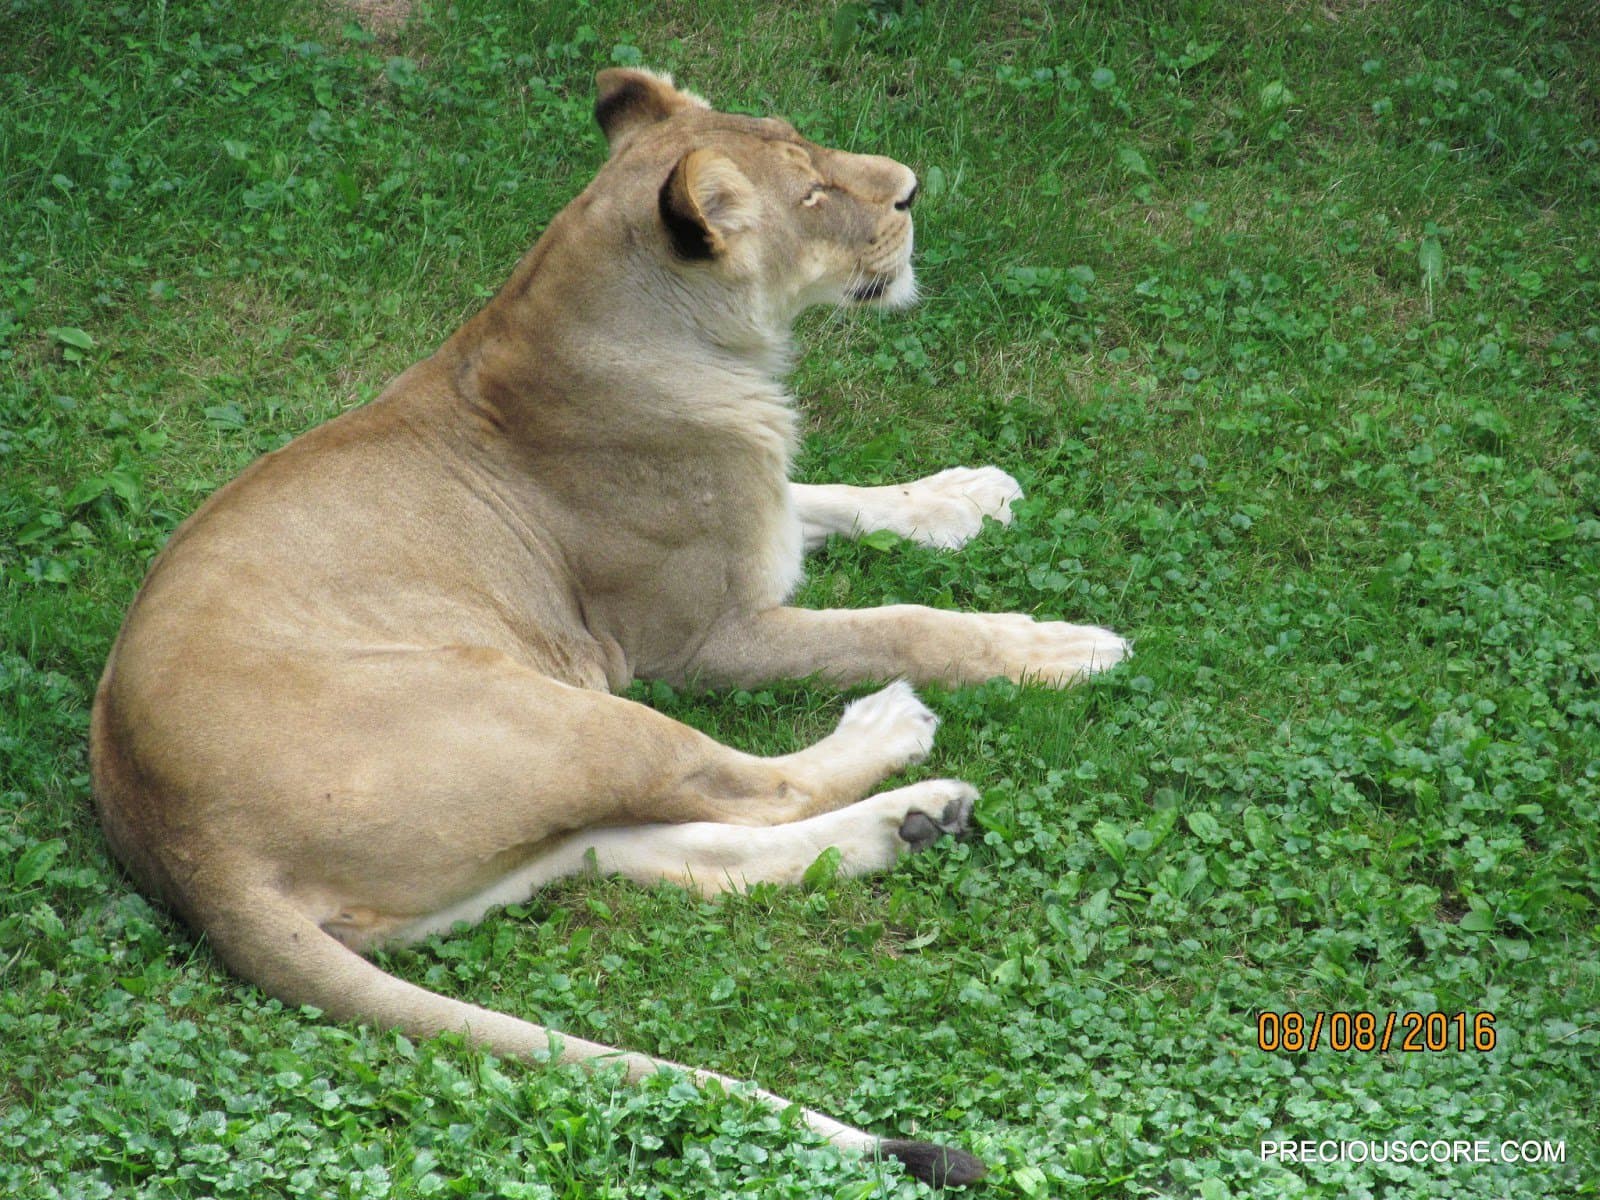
[770,679,938,803]
[314,648,939,839]
[577,777,976,896]
[288,651,948,944]
[393,779,976,939]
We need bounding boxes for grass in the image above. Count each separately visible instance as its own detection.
[2,0,1597,1196]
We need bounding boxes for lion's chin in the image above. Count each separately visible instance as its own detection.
[850,266,918,309]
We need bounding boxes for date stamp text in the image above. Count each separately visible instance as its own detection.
[1256,1010,1497,1053]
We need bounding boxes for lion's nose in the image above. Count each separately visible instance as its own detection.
[894,180,919,211]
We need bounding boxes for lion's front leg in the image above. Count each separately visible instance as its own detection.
[686,605,1128,690]
[792,466,1023,551]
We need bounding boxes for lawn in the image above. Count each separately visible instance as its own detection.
[2,0,1597,1196]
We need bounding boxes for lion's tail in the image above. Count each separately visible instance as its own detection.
[186,876,985,1187]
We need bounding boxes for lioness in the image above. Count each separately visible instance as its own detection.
[90,69,1127,1186]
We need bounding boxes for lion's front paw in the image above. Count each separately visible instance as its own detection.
[897,466,1023,550]
[979,614,1130,686]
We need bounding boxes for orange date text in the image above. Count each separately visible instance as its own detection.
[1256,1011,1497,1053]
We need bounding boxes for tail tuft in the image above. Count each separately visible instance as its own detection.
[880,1138,988,1187]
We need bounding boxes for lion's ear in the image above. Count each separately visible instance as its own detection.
[658,149,758,261]
[595,68,703,153]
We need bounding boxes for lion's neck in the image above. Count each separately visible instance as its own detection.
[444,224,802,463]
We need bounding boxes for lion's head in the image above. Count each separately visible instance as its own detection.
[590,68,920,329]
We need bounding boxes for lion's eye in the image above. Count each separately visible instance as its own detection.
[800,184,827,208]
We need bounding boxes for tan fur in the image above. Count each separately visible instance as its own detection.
[89,70,1126,1185]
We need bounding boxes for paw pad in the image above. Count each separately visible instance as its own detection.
[897,785,975,851]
